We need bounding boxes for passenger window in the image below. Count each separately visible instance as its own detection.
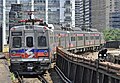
[71,37,75,41]
[96,36,99,39]
[26,37,33,47]
[61,37,65,41]
[78,36,83,40]
[90,36,94,40]
[50,36,53,43]
[85,36,89,40]
[12,37,22,48]
[38,36,47,47]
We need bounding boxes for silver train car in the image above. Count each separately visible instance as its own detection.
[9,24,53,74]
[9,20,105,75]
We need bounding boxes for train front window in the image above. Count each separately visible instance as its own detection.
[26,37,33,47]
[38,36,47,47]
[12,37,22,48]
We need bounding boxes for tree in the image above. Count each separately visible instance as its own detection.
[103,28,120,41]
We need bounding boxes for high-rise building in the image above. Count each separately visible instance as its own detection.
[75,0,81,28]
[9,4,23,30]
[108,0,120,29]
[78,0,120,31]
[79,0,92,30]
[78,0,106,31]
[0,1,3,26]
[34,0,48,22]
[60,0,75,29]
[2,0,17,49]
[91,0,106,31]
[48,0,60,24]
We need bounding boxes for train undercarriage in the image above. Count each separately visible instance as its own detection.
[10,58,51,75]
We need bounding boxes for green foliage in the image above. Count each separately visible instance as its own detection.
[10,72,15,81]
[103,28,120,41]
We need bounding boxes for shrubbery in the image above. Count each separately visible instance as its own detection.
[103,28,120,41]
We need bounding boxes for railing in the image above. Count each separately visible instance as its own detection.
[56,47,120,83]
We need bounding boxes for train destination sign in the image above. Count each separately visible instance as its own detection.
[11,32,22,36]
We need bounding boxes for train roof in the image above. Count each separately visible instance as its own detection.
[10,25,52,31]
[10,24,102,35]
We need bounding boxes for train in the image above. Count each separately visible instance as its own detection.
[9,19,105,75]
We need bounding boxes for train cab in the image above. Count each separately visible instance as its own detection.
[9,25,51,74]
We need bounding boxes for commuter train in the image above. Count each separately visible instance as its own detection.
[9,19,105,74]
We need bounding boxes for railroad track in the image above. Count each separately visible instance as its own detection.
[15,72,48,83]
[15,72,24,83]
[11,62,64,83]
[38,75,48,83]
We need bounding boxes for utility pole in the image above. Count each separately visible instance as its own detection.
[3,0,7,52]
[31,0,34,19]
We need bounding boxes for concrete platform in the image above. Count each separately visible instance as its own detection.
[0,53,5,58]
[107,49,120,56]
[0,59,12,83]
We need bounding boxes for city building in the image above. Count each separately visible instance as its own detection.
[91,0,106,31]
[75,0,81,28]
[78,0,91,30]
[90,0,120,30]
[9,4,23,30]
[1,0,17,50]
[60,0,75,29]
[48,0,60,24]
[78,0,106,31]
[108,0,120,29]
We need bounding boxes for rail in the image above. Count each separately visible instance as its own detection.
[38,75,48,83]
[15,72,48,83]
[15,72,24,83]
[55,65,72,83]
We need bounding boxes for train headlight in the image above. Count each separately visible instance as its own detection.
[12,51,16,54]
[98,54,102,57]
[98,54,102,58]
[44,50,47,56]
[104,54,107,57]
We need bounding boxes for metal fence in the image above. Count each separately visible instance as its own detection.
[104,41,120,48]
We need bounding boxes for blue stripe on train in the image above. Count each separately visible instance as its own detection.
[10,49,49,53]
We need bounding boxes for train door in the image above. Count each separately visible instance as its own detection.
[65,31,70,49]
[90,33,95,46]
[60,32,66,48]
[25,30,35,58]
[49,31,54,55]
[84,33,90,46]
[69,32,76,49]
[76,32,84,47]
[94,33,100,45]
